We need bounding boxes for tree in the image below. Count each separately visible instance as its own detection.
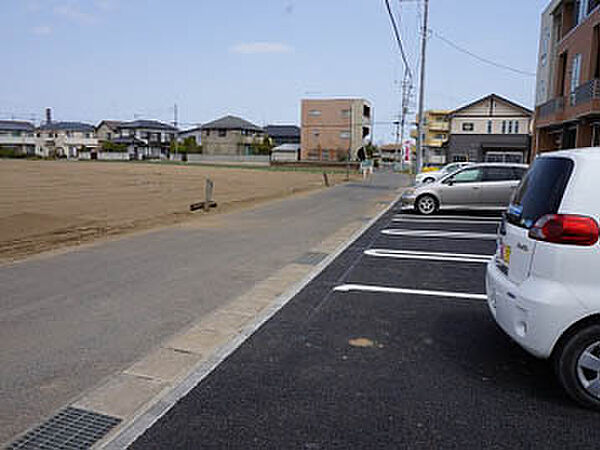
[171,137,202,154]
[364,142,378,159]
[250,135,274,155]
[101,141,127,152]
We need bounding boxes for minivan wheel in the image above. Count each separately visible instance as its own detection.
[416,194,438,215]
[555,325,600,410]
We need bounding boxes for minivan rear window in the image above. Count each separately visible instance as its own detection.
[506,157,574,229]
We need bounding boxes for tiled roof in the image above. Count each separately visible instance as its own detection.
[264,125,300,138]
[0,120,35,131]
[118,120,178,131]
[201,115,262,131]
[38,122,95,132]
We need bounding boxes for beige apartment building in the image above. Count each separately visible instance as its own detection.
[300,98,372,161]
[411,110,451,164]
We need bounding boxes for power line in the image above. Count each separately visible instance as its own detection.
[431,29,536,77]
[384,0,413,81]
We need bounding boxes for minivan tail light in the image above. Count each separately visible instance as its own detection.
[528,214,599,246]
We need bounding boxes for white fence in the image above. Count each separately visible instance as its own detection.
[185,154,270,166]
[79,152,130,161]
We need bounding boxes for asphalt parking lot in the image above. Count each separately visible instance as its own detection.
[131,205,600,450]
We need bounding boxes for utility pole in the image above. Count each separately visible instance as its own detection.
[416,0,429,174]
[173,103,178,159]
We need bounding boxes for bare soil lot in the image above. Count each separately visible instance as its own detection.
[0,160,351,262]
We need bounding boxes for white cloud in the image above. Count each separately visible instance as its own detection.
[54,4,96,24]
[94,0,117,11]
[230,42,293,55]
[32,25,52,35]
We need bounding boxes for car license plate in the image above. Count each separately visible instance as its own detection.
[501,243,511,265]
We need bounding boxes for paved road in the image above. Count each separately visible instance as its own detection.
[0,171,408,445]
[132,206,600,449]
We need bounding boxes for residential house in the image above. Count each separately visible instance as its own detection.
[95,120,123,143]
[533,0,600,154]
[446,94,533,163]
[178,126,202,146]
[115,120,178,159]
[200,115,264,155]
[37,121,98,158]
[300,98,372,161]
[0,120,36,155]
[264,125,300,146]
[410,110,451,164]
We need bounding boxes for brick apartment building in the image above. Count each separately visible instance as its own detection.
[534,0,600,154]
[300,99,372,161]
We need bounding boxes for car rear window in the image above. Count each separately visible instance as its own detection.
[506,157,574,229]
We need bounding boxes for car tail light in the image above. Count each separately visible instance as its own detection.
[528,214,599,246]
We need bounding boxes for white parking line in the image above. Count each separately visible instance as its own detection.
[364,248,493,263]
[381,229,498,240]
[392,218,500,225]
[333,283,487,300]
[393,214,501,222]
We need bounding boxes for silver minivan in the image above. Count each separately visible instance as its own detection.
[401,163,529,215]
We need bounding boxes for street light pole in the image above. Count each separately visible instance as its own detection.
[416,0,429,174]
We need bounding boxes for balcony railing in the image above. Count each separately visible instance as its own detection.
[538,96,565,118]
[571,79,600,106]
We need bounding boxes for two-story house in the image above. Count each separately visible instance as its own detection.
[0,120,36,155]
[446,94,533,163]
[200,115,264,155]
[36,121,98,158]
[95,120,177,159]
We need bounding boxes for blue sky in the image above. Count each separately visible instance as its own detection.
[1,0,548,143]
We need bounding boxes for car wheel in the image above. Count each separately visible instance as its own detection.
[555,324,600,410]
[416,194,438,215]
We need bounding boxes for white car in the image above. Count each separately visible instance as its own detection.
[414,162,472,185]
[487,147,600,410]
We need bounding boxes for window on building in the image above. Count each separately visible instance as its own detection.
[206,130,211,137]
[462,123,474,132]
[308,110,321,117]
[66,131,71,137]
[339,131,350,139]
[502,121,507,134]
[218,129,227,137]
[487,120,492,134]
[508,121,513,134]
[106,132,111,140]
[85,133,90,138]
[570,53,583,105]
[514,121,520,134]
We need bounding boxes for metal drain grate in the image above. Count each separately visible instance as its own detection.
[7,407,121,450]
[294,252,329,266]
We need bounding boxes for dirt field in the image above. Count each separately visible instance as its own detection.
[0,160,353,262]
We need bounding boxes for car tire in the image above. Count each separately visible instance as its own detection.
[555,324,600,410]
[416,194,438,215]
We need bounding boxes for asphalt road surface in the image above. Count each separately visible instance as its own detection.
[132,206,600,450]
[0,171,408,445]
